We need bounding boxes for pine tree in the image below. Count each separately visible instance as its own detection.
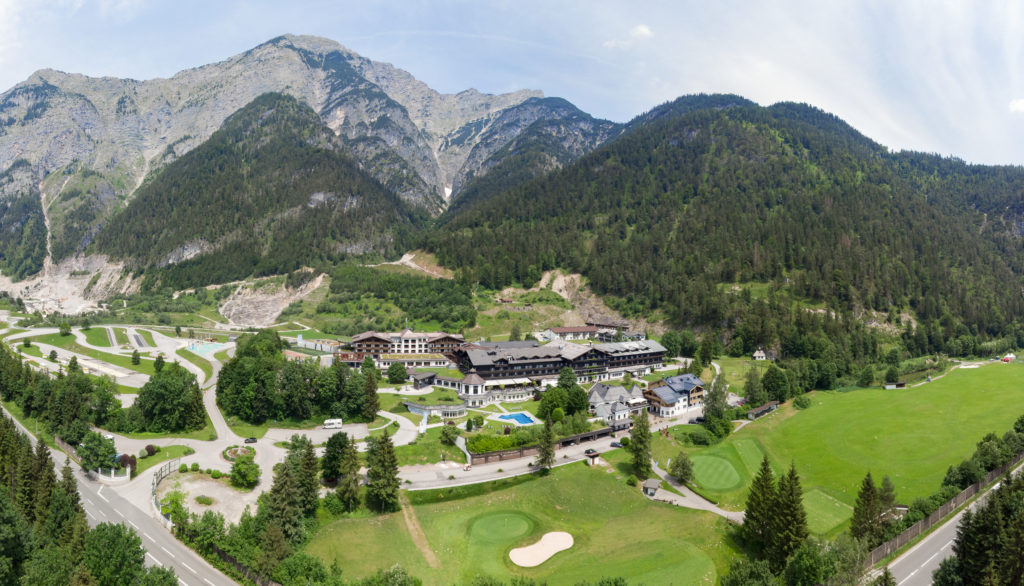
[537,419,555,473]
[628,413,653,480]
[871,567,897,586]
[297,438,320,516]
[153,354,165,373]
[131,350,140,365]
[255,523,292,577]
[669,450,694,484]
[336,437,361,512]
[266,464,304,544]
[769,464,808,571]
[32,442,56,529]
[366,432,400,513]
[321,432,348,482]
[851,472,882,545]
[743,456,777,550]
[363,372,379,422]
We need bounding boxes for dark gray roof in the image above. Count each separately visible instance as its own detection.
[465,342,591,367]
[411,371,437,381]
[653,387,679,405]
[594,339,666,355]
[642,478,661,489]
[664,373,704,393]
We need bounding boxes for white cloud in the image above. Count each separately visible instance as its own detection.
[603,23,653,49]
[1010,98,1024,113]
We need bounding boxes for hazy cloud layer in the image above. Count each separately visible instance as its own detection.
[1,0,1023,164]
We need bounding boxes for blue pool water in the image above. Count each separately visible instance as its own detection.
[499,412,534,425]
[187,342,228,358]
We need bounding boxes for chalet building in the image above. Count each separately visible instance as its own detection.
[753,349,767,361]
[747,401,780,420]
[645,373,705,417]
[350,329,465,358]
[588,383,647,430]
[541,326,600,342]
[457,340,666,383]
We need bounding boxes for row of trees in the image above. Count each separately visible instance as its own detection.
[0,414,177,585]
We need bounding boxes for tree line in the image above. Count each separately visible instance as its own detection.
[0,413,178,585]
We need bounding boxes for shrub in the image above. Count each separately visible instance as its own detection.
[190,462,200,472]
[145,445,157,457]
[627,475,638,487]
[440,425,460,446]
[138,449,148,459]
[178,463,188,473]
[620,436,631,447]
[205,468,212,475]
[184,447,195,455]
[323,494,346,515]
[211,470,222,479]
[152,445,161,454]
[794,394,812,409]
[682,426,716,446]
[195,495,213,506]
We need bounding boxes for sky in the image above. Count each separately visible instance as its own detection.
[2,0,1024,165]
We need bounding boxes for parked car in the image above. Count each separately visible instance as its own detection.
[102,433,114,440]
[244,437,257,444]
[610,441,622,448]
[584,448,598,455]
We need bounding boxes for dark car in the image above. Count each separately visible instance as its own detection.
[584,448,598,455]
[610,441,622,448]
[244,437,257,444]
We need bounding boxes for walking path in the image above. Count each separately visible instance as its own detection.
[398,492,441,569]
[649,461,745,523]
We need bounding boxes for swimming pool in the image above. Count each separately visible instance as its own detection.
[499,412,535,425]
[186,342,229,358]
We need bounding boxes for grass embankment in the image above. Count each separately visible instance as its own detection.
[118,414,217,442]
[1,401,58,449]
[137,329,156,347]
[31,333,158,376]
[83,327,112,347]
[304,462,739,584]
[176,348,214,381]
[133,445,194,476]
[394,425,464,467]
[225,414,328,439]
[662,362,1024,537]
[112,328,130,346]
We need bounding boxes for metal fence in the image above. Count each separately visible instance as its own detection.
[151,458,181,521]
[54,435,81,464]
[865,449,1024,568]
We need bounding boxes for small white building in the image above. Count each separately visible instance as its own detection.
[753,349,767,361]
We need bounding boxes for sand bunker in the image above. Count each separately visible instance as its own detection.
[509,531,574,567]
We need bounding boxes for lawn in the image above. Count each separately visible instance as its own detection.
[1,401,58,449]
[224,414,328,439]
[176,348,214,381]
[405,388,461,405]
[83,327,112,347]
[304,463,740,584]
[112,328,130,346]
[133,445,194,476]
[30,333,158,376]
[716,357,762,389]
[137,329,156,347]
[393,425,465,466]
[667,362,1024,537]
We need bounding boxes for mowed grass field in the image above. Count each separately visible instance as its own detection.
[667,362,1024,537]
[304,463,740,584]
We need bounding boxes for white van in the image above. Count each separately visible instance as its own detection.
[323,418,344,429]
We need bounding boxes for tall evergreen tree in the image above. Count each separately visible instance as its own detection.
[769,464,809,571]
[743,456,777,549]
[297,437,320,517]
[628,413,653,480]
[335,436,361,512]
[321,432,348,482]
[266,464,304,544]
[363,372,379,422]
[366,432,400,513]
[850,472,882,545]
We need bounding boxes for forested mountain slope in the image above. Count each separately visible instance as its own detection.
[429,95,1024,339]
[93,93,418,289]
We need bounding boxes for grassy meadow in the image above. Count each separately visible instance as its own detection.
[658,362,1024,537]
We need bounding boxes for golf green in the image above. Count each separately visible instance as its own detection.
[469,511,535,544]
[692,455,742,491]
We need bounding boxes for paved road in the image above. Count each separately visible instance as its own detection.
[1,405,235,586]
[887,461,1024,585]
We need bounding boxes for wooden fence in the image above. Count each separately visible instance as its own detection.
[866,449,1024,568]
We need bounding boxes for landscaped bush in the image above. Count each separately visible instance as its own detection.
[145,444,157,456]
[680,426,716,446]
[794,394,812,409]
[211,470,222,479]
[178,463,188,473]
[195,495,213,506]
[190,462,200,472]
[627,475,638,487]
[323,493,346,515]
[139,448,148,458]
[620,436,631,447]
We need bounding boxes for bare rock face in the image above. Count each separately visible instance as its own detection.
[0,34,614,292]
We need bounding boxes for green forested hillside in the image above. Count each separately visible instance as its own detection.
[0,160,46,279]
[93,93,420,289]
[446,98,620,216]
[428,95,1024,345]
